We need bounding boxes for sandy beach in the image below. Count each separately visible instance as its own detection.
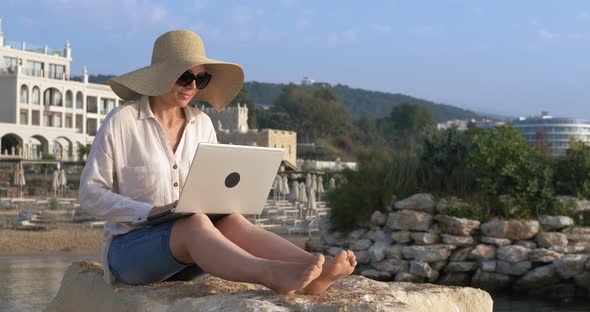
[0,220,310,256]
[0,223,102,255]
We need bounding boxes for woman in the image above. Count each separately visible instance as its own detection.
[79,30,356,295]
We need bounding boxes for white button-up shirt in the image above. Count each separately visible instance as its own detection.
[79,96,217,284]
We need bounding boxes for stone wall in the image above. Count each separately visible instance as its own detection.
[308,193,590,301]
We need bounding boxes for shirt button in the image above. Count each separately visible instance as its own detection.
[173,164,178,169]
[173,182,179,187]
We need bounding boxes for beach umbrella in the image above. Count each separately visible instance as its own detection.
[272,175,281,201]
[305,173,312,190]
[13,163,26,197]
[290,181,299,203]
[307,187,317,219]
[278,176,287,200]
[311,174,317,192]
[317,176,325,201]
[51,171,59,197]
[59,169,68,196]
[329,177,336,190]
[282,176,290,198]
[299,182,308,203]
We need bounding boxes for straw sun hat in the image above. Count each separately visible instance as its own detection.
[107,30,244,111]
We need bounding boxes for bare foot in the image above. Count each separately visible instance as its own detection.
[303,250,356,295]
[264,254,325,295]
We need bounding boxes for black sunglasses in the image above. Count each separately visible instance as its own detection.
[176,71,212,89]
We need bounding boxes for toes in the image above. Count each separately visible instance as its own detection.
[335,250,348,261]
[346,250,355,260]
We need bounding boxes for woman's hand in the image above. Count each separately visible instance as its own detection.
[148,200,178,217]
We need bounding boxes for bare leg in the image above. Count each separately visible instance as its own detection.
[214,214,357,294]
[169,213,324,295]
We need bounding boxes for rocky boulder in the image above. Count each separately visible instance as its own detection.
[401,245,456,263]
[46,262,493,312]
[539,216,574,231]
[535,232,568,248]
[394,193,436,213]
[434,215,480,236]
[386,210,433,232]
[480,220,539,240]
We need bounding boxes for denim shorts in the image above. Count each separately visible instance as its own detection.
[108,221,204,285]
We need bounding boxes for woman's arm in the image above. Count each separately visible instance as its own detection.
[79,120,153,224]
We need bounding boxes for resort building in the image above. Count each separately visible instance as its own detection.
[0,18,297,170]
[512,112,590,156]
[0,18,121,162]
[200,104,298,170]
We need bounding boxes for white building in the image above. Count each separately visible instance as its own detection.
[0,18,122,161]
[512,112,590,156]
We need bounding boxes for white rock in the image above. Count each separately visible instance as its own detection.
[497,245,530,263]
[394,193,436,213]
[539,216,574,230]
[441,234,474,247]
[480,237,511,246]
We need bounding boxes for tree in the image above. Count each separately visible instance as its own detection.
[378,102,436,150]
[420,126,475,195]
[77,143,92,161]
[466,125,555,218]
[534,127,550,155]
[271,84,354,142]
[554,139,590,198]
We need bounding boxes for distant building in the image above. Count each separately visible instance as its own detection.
[473,119,506,129]
[199,103,297,170]
[301,76,331,88]
[301,76,315,86]
[0,18,121,161]
[512,112,590,156]
[437,119,470,130]
[200,103,249,133]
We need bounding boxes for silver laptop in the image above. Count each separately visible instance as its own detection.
[137,143,284,226]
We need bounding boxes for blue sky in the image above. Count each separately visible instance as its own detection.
[1,0,589,119]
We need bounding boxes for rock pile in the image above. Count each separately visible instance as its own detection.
[309,193,590,300]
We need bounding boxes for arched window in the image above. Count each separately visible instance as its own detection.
[76,91,83,109]
[65,90,73,108]
[43,88,63,106]
[19,85,29,104]
[32,87,40,105]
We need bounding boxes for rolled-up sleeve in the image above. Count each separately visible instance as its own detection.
[79,120,153,223]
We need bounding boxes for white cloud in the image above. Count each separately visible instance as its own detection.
[19,17,35,27]
[327,29,358,44]
[256,27,273,41]
[232,6,253,26]
[409,25,436,34]
[327,34,339,44]
[295,18,310,29]
[192,0,208,11]
[150,6,168,23]
[191,22,220,40]
[537,28,559,39]
[369,23,391,34]
[342,29,358,41]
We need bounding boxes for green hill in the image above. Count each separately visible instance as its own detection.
[78,75,481,122]
[246,81,480,122]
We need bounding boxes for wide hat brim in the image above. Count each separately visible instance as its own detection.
[108,56,244,112]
